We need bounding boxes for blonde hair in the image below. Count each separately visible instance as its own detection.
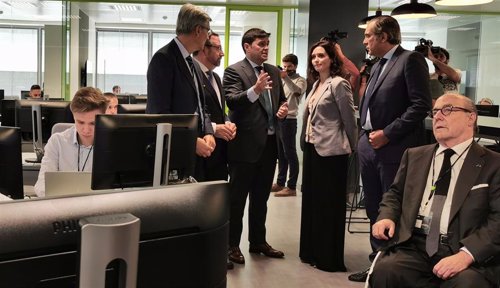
[70,87,108,114]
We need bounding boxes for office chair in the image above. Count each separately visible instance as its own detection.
[51,123,74,135]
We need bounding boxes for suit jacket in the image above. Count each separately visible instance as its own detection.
[359,46,431,163]
[146,39,213,135]
[300,76,357,157]
[378,142,500,283]
[202,71,229,169]
[223,58,286,163]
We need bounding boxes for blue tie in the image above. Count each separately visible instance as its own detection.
[360,58,387,127]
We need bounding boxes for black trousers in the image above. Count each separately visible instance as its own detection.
[370,235,493,288]
[228,135,277,247]
[299,143,349,272]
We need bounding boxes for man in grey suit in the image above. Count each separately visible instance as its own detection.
[369,94,500,287]
[146,3,215,180]
[223,28,288,265]
[351,16,432,282]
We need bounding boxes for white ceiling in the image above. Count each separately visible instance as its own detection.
[0,0,499,27]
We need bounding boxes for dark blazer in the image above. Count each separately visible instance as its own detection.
[223,58,286,163]
[202,71,229,172]
[359,46,431,162]
[146,39,213,135]
[378,142,500,284]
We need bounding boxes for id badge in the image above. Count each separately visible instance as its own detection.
[415,213,432,235]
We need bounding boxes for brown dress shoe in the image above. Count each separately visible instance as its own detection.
[274,187,297,197]
[271,183,284,192]
[228,247,245,264]
[249,243,285,258]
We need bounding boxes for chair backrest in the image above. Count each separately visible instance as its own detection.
[51,123,74,135]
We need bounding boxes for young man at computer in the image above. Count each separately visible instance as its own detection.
[34,87,108,197]
[29,85,42,99]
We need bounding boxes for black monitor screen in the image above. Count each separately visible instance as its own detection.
[118,103,146,114]
[476,105,499,117]
[117,94,137,104]
[1,99,16,127]
[0,127,23,199]
[20,90,30,99]
[15,100,73,142]
[0,182,229,287]
[91,114,197,190]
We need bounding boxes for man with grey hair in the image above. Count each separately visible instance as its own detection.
[369,93,500,287]
[351,15,432,282]
[146,3,216,181]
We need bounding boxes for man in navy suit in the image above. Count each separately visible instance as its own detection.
[193,32,236,181]
[146,3,215,180]
[349,16,432,282]
[223,28,288,265]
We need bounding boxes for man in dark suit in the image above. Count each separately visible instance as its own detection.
[146,3,215,180]
[369,94,500,288]
[350,16,432,282]
[223,28,288,265]
[193,32,236,181]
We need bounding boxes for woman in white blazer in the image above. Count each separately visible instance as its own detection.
[299,40,358,272]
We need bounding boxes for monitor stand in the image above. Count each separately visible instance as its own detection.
[152,123,172,187]
[79,213,140,288]
[25,104,44,163]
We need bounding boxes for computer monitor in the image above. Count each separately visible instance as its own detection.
[475,104,499,117]
[1,99,16,127]
[20,90,30,99]
[91,114,197,190]
[15,100,73,143]
[0,126,23,199]
[117,103,146,114]
[0,181,229,287]
[117,94,137,104]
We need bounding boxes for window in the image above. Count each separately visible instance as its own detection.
[96,30,148,94]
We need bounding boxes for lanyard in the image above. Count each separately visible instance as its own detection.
[77,134,93,172]
[421,142,472,211]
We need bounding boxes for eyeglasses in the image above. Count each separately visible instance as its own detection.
[199,25,212,35]
[428,105,472,118]
[206,44,222,52]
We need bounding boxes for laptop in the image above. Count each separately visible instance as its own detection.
[45,171,93,197]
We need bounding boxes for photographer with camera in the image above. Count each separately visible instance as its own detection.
[321,30,360,93]
[416,39,461,105]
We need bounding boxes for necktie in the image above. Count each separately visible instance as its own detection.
[206,70,214,85]
[186,56,205,131]
[255,66,274,131]
[360,58,387,127]
[426,148,455,257]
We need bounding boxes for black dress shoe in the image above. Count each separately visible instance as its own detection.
[228,247,245,264]
[227,261,234,270]
[249,243,285,258]
[348,267,370,282]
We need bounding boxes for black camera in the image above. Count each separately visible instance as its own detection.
[360,57,380,77]
[414,38,441,56]
[323,29,348,43]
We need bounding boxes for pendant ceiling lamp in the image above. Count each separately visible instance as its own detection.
[435,0,493,6]
[358,7,383,29]
[391,0,437,19]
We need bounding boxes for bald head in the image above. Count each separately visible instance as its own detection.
[432,93,477,147]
